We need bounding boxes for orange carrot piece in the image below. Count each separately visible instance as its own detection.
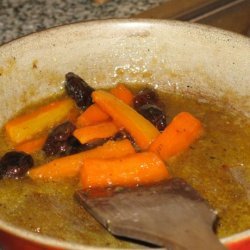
[150,112,203,161]
[68,106,81,124]
[28,139,135,180]
[73,121,118,144]
[15,136,47,154]
[81,151,169,189]
[5,98,76,144]
[76,104,110,127]
[110,83,134,106]
[92,90,160,150]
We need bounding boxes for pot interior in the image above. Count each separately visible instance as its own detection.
[0,20,249,249]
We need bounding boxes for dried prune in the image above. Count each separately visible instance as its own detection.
[50,121,76,142]
[68,137,108,155]
[112,130,134,143]
[68,136,106,154]
[43,121,109,156]
[43,121,76,156]
[111,130,140,151]
[84,138,108,151]
[65,136,85,155]
[137,104,167,131]
[133,88,158,110]
[65,72,94,110]
[0,151,34,179]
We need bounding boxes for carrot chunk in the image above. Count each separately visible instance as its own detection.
[73,121,118,144]
[92,90,160,150]
[67,106,81,124]
[15,136,47,154]
[76,104,110,127]
[76,84,133,128]
[28,139,135,180]
[5,98,76,144]
[110,83,134,106]
[150,112,203,160]
[81,151,169,189]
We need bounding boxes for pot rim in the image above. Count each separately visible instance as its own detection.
[1,18,249,49]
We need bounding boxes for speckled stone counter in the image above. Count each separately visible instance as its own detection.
[0,0,169,45]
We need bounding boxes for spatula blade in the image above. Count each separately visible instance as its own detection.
[75,178,226,250]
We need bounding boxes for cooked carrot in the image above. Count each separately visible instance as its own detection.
[28,139,135,180]
[68,106,81,124]
[76,84,133,128]
[92,90,160,150]
[73,121,118,144]
[150,112,203,160]
[5,98,76,144]
[76,104,110,127]
[15,136,47,154]
[110,83,134,106]
[81,151,169,189]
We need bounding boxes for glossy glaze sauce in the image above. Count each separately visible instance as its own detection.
[0,88,249,247]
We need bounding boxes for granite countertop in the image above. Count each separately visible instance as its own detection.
[0,0,169,45]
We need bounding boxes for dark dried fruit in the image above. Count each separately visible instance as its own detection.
[112,130,140,151]
[137,104,167,131]
[43,121,76,156]
[49,121,76,142]
[65,72,94,110]
[0,151,34,179]
[67,136,107,155]
[65,136,85,155]
[112,130,134,143]
[43,121,108,156]
[133,88,158,110]
[83,139,108,151]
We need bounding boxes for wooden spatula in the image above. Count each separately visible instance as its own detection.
[75,178,226,250]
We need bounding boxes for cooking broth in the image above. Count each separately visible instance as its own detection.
[0,88,249,247]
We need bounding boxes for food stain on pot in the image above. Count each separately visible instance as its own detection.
[32,69,63,88]
[0,56,16,76]
[31,59,64,88]
[32,60,38,69]
[113,65,153,85]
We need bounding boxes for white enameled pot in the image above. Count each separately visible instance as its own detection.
[0,19,249,250]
